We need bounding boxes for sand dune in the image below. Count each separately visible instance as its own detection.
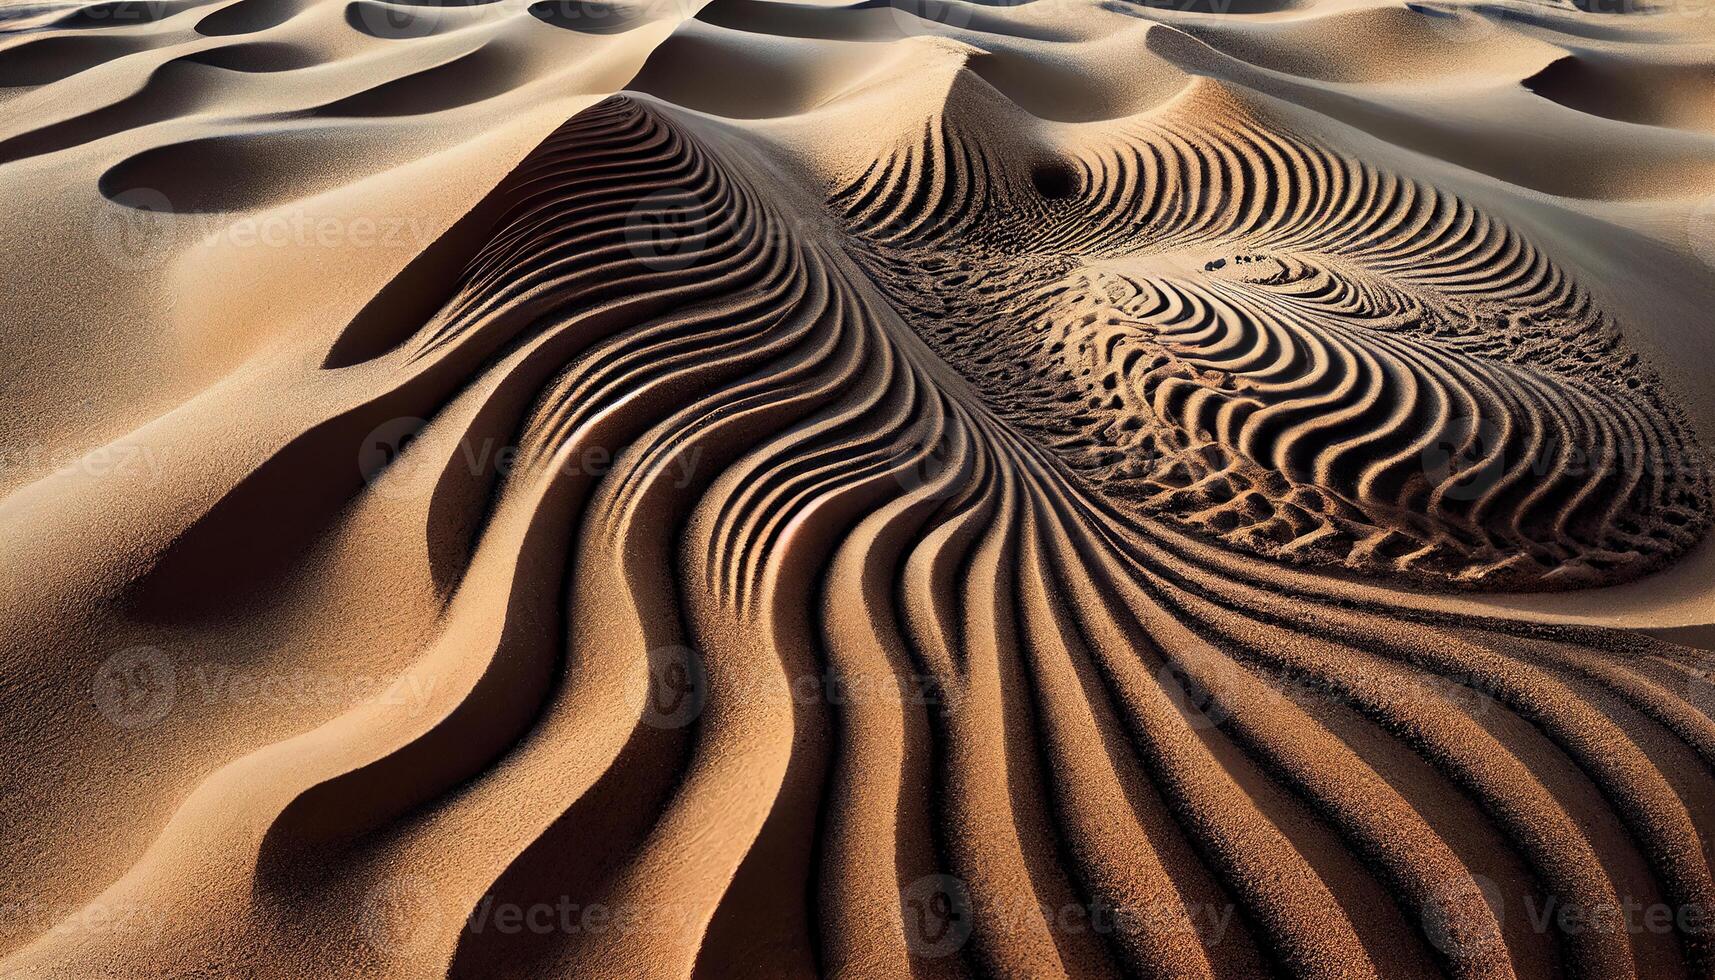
[3,0,1715,978]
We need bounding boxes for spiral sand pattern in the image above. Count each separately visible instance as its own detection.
[838,88,1708,589]
[4,2,1715,979]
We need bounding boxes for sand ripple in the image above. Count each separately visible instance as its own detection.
[3,5,1715,980]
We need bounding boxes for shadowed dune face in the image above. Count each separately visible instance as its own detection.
[7,1,1715,979]
[1524,53,1715,133]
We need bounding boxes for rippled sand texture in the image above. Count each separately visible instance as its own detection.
[841,88,1706,589]
[5,0,1715,978]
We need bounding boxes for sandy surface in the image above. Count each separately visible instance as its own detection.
[3,0,1715,976]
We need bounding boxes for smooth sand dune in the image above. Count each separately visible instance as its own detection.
[3,0,1715,978]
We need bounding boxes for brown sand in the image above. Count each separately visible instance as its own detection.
[3,0,1715,977]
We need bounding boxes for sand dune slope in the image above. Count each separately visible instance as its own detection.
[4,1,1715,978]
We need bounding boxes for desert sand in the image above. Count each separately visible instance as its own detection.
[3,0,1715,976]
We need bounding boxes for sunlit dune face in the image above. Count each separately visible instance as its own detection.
[837,117,1710,590]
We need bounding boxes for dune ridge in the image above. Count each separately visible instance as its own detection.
[3,1,1715,979]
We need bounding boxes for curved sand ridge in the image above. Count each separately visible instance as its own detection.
[5,91,1715,980]
[4,2,1715,980]
[836,85,1710,589]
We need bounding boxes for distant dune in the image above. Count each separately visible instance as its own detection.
[3,0,1715,977]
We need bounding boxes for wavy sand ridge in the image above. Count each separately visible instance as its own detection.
[5,1,1715,979]
[836,85,1709,589]
[2,89,1713,980]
